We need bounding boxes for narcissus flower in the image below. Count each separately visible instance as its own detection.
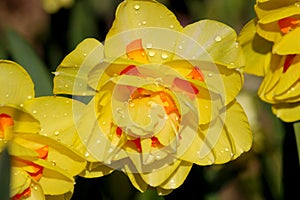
[42,0,73,13]
[54,0,252,195]
[238,0,300,122]
[0,60,86,200]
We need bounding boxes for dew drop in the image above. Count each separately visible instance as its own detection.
[146,43,152,49]
[19,103,24,107]
[54,131,60,136]
[32,110,37,114]
[129,102,135,107]
[295,1,300,7]
[161,53,169,59]
[208,73,213,77]
[27,95,33,100]
[134,4,140,10]
[137,22,142,26]
[64,113,68,116]
[178,45,183,50]
[82,92,87,96]
[291,87,295,91]
[33,186,38,191]
[85,152,90,157]
[169,24,174,29]
[102,121,106,125]
[148,50,156,57]
[142,20,147,25]
[214,36,222,42]
[51,160,56,166]
[96,140,101,144]
[224,147,229,152]
[65,84,69,88]
[83,53,87,57]
[65,100,70,104]
[53,72,60,76]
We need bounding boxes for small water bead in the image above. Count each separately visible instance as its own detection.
[51,160,56,166]
[33,186,38,191]
[96,140,101,144]
[27,95,33,100]
[142,21,147,25]
[169,24,174,29]
[134,4,140,10]
[208,73,213,77]
[295,1,300,7]
[53,72,60,76]
[146,43,152,49]
[129,102,135,107]
[19,103,24,107]
[54,131,60,136]
[224,147,229,152]
[161,53,169,59]
[5,94,9,98]
[148,50,156,57]
[65,84,69,88]
[85,152,90,157]
[83,53,87,57]
[178,45,183,50]
[214,36,222,42]
[32,110,37,114]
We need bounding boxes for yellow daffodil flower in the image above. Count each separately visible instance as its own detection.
[238,0,300,122]
[0,60,86,200]
[42,0,73,13]
[53,0,252,195]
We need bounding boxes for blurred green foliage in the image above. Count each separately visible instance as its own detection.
[0,0,297,200]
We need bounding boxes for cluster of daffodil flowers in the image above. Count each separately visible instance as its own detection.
[0,60,86,199]
[238,0,300,122]
[53,0,252,195]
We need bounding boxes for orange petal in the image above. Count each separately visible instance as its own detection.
[283,54,296,72]
[126,39,149,64]
[12,187,31,200]
[187,67,205,82]
[0,113,14,138]
[278,17,299,34]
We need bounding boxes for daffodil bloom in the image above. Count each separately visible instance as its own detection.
[0,60,86,200]
[54,0,252,194]
[42,0,73,13]
[238,0,300,122]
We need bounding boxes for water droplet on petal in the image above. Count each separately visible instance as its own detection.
[5,94,9,98]
[169,24,174,29]
[33,186,38,191]
[53,72,60,76]
[224,147,229,152]
[54,131,60,136]
[214,36,222,42]
[19,104,24,107]
[142,21,147,25]
[178,45,183,50]
[129,102,135,107]
[134,4,140,10]
[65,100,70,104]
[32,110,37,114]
[85,152,90,157]
[161,53,168,59]
[295,2,300,7]
[148,50,156,57]
[65,84,69,88]
[208,73,213,77]
[27,96,33,100]
[96,140,101,144]
[51,160,56,166]
[83,53,87,57]
[146,43,152,49]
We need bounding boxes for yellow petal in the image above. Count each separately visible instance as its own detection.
[80,162,113,178]
[181,101,252,165]
[25,181,45,200]
[10,167,31,197]
[106,0,182,39]
[13,133,86,177]
[105,0,182,63]
[272,102,300,122]
[0,60,34,105]
[53,38,104,95]
[256,21,282,42]
[159,161,192,190]
[123,168,148,192]
[38,168,74,195]
[140,159,181,187]
[46,192,73,200]
[175,20,244,68]
[0,105,40,134]
[238,19,273,76]
[273,27,300,54]
[23,96,85,147]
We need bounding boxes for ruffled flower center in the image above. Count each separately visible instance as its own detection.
[278,17,299,34]
[0,113,14,140]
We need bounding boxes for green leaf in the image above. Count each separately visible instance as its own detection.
[293,121,300,166]
[4,29,53,96]
[0,147,11,200]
